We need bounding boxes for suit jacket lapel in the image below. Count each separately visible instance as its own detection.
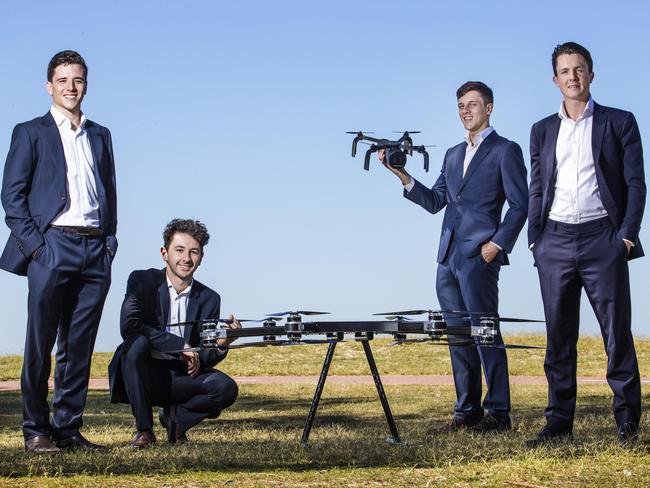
[43,112,66,172]
[591,102,606,169]
[158,271,170,329]
[458,131,497,193]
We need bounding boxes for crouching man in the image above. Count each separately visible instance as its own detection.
[108,219,240,448]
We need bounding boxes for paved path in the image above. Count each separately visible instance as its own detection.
[1,375,649,391]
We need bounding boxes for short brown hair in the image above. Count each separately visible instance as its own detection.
[456,81,493,105]
[163,219,210,251]
[552,42,593,76]
[47,50,88,82]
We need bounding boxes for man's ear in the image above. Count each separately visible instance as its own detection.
[160,246,168,262]
[46,81,53,96]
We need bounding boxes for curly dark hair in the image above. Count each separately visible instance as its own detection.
[163,219,210,251]
[552,42,593,76]
[47,50,88,82]
[456,81,493,105]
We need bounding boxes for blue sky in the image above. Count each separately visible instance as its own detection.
[0,0,648,353]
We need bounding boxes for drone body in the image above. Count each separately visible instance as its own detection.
[347,131,433,172]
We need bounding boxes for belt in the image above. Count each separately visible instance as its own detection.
[50,225,104,237]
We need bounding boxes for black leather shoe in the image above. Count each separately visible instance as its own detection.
[617,422,639,445]
[25,435,61,453]
[158,406,188,444]
[434,416,482,434]
[57,434,108,452]
[525,424,573,448]
[130,430,156,449]
[470,414,512,433]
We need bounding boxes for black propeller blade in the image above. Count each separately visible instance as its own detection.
[267,310,330,317]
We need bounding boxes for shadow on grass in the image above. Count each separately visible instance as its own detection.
[0,388,648,478]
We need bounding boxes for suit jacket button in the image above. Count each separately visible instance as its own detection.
[456,195,461,201]
[60,194,66,200]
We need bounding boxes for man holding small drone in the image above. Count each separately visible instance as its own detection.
[380,81,528,433]
[108,219,240,448]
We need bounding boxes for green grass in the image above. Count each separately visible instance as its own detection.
[0,385,648,486]
[1,334,649,381]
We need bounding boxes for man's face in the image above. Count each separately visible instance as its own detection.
[457,90,492,134]
[46,63,87,115]
[161,232,203,282]
[553,53,593,102]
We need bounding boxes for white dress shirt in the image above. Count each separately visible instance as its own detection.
[150,278,193,360]
[50,106,100,228]
[549,97,608,224]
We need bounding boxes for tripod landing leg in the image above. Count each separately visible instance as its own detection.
[301,341,337,445]
[361,339,401,444]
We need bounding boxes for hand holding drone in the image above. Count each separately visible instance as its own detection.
[347,130,434,172]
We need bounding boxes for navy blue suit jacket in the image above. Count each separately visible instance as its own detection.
[0,112,118,275]
[528,102,646,260]
[406,130,528,264]
[109,268,225,403]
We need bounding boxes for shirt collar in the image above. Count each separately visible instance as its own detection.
[464,126,494,148]
[166,275,193,298]
[558,97,594,121]
[50,105,87,130]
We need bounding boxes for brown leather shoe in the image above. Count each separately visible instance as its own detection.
[130,430,156,449]
[470,414,512,433]
[57,434,108,452]
[25,435,61,453]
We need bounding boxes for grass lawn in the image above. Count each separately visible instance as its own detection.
[0,335,648,486]
[0,385,648,486]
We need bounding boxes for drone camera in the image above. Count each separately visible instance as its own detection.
[385,146,407,169]
[473,318,498,345]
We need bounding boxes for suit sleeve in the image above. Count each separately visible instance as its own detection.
[198,295,227,368]
[104,128,118,253]
[527,123,543,247]
[618,112,646,243]
[491,142,528,252]
[119,272,186,353]
[1,124,44,257]
[403,151,449,214]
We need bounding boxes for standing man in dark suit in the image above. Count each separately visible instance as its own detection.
[381,82,528,432]
[1,51,117,452]
[527,42,645,446]
[108,219,240,449]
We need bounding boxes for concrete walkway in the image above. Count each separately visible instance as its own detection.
[1,375,648,391]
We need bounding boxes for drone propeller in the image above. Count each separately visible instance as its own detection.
[267,310,331,317]
[373,310,543,323]
[384,315,414,321]
[346,131,375,134]
[392,131,421,134]
[228,338,339,349]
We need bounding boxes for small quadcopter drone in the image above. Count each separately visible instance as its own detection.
[346,130,434,172]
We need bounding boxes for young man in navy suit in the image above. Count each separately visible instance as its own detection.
[1,51,117,452]
[527,42,645,447]
[381,82,528,433]
[108,219,240,449]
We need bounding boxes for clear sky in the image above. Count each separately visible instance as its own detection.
[0,0,648,354]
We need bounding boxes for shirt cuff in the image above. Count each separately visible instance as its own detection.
[623,239,635,247]
[403,178,414,192]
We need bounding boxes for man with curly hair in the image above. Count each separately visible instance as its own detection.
[108,219,240,448]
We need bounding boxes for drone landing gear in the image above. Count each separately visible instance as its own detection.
[300,340,402,446]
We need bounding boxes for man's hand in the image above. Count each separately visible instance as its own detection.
[217,314,242,347]
[624,239,633,255]
[378,149,412,186]
[481,242,500,263]
[181,343,200,377]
